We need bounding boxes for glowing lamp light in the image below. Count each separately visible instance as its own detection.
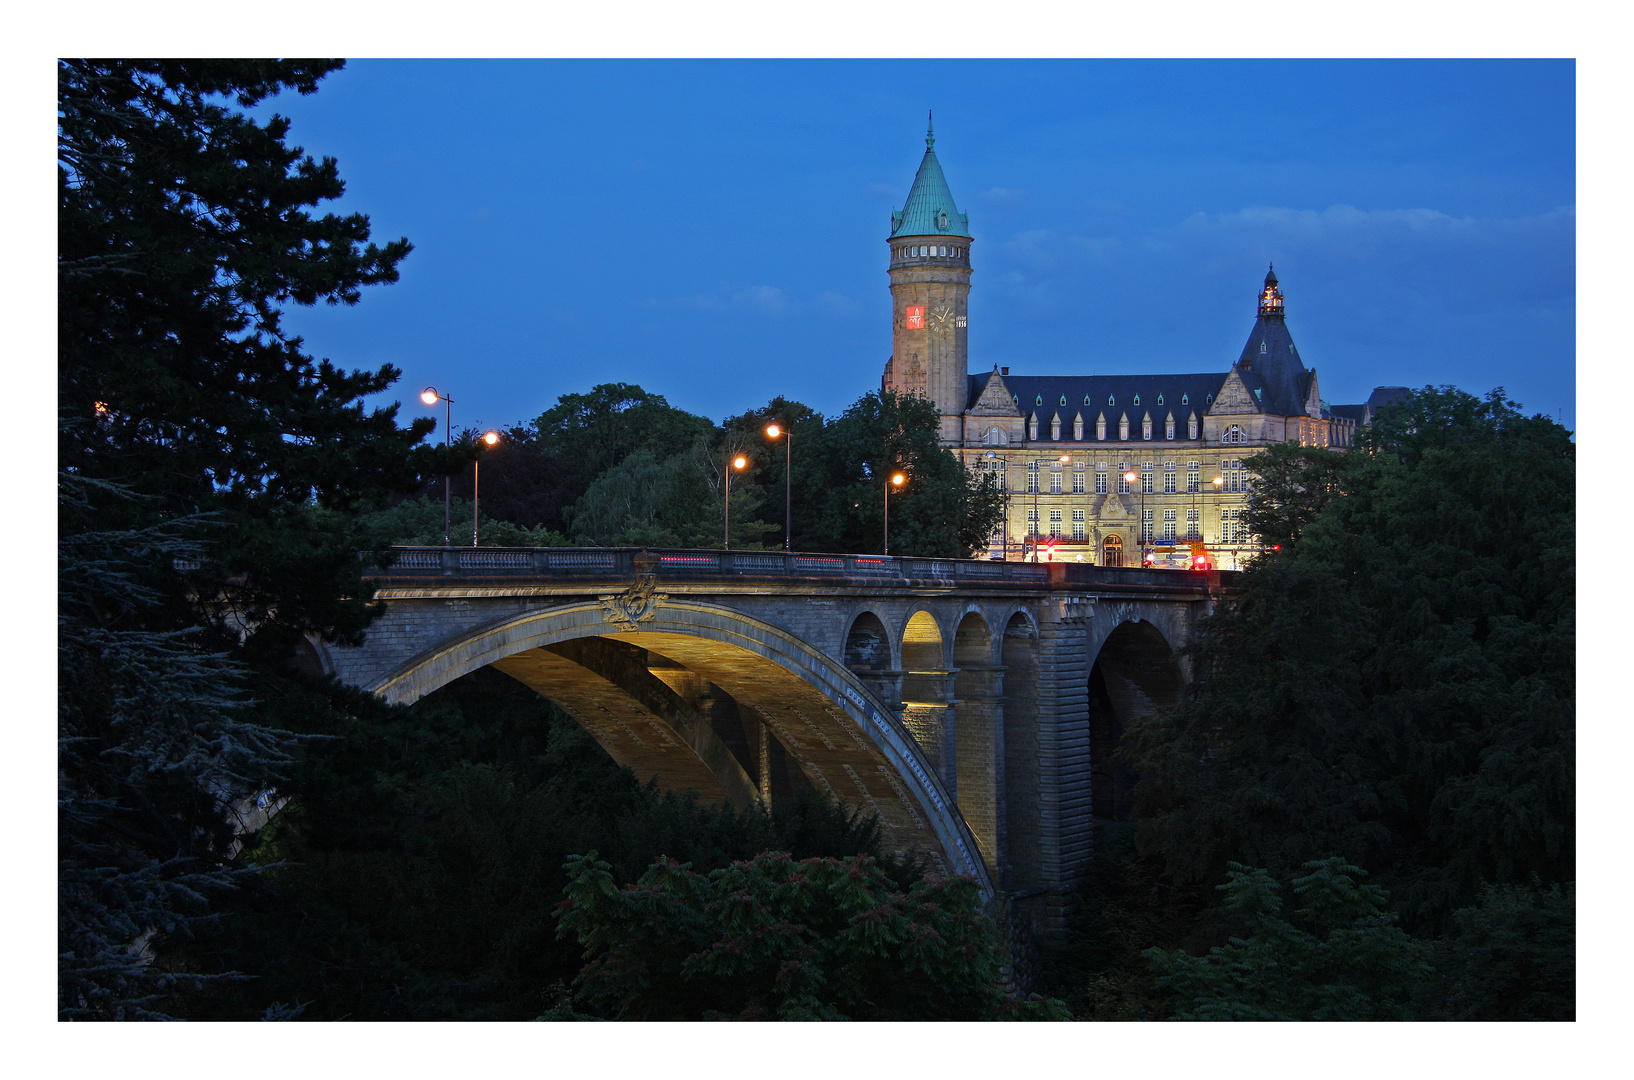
[733,455,748,469]
[482,430,500,446]
[891,473,906,486]
[421,388,438,405]
[765,423,781,438]
[1123,471,1138,484]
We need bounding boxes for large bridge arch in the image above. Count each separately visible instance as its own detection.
[366,598,992,895]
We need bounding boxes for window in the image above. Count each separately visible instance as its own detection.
[1220,507,1246,543]
[1073,413,1084,440]
[1165,415,1175,440]
[1187,461,1200,493]
[1102,535,1123,567]
[1071,509,1085,540]
[1134,394,1142,406]
[1188,413,1199,440]
[1117,464,1131,494]
[1181,394,1189,406]
[1072,464,1085,494]
[1108,395,1116,407]
[1050,414,1062,440]
[1119,414,1130,441]
[1027,461,1039,494]
[1027,507,1039,523]
[1142,413,1153,440]
[1049,508,1062,527]
[1141,463,1154,494]
[1141,509,1155,542]
[1035,395,1044,406]
[1186,507,1200,540]
[1095,464,1108,494]
[1096,414,1107,440]
[1084,394,1093,406]
[1225,424,1245,444]
[1163,509,1176,540]
[1163,462,1177,494]
[1059,395,1067,407]
[1050,468,1062,494]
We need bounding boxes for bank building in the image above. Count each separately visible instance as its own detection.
[879,123,1407,569]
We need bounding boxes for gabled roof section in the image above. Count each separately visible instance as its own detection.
[890,116,970,240]
[967,368,1021,414]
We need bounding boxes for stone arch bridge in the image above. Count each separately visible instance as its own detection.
[318,547,1236,929]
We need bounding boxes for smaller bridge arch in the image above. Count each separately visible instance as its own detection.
[1088,618,1184,823]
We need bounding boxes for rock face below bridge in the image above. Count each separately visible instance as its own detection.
[318,547,1231,932]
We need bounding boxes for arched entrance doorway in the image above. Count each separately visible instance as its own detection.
[1102,535,1124,567]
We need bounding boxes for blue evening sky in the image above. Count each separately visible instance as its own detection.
[262,59,1575,435]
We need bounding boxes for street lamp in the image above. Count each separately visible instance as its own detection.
[765,422,792,551]
[1124,469,1146,566]
[724,453,748,549]
[472,430,499,546]
[884,471,906,555]
[1212,474,1226,568]
[1033,454,1070,563]
[421,387,453,546]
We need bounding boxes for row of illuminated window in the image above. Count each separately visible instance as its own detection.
[1015,506,1249,543]
[895,244,967,260]
[982,459,1251,494]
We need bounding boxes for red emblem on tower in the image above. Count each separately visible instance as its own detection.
[905,305,925,330]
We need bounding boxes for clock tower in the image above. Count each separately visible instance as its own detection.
[882,116,973,443]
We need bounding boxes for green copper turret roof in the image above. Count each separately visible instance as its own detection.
[890,116,970,239]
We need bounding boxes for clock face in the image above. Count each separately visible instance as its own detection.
[929,306,953,329]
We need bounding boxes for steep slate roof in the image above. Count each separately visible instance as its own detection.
[979,373,1231,436]
[890,118,970,239]
[1236,267,1315,417]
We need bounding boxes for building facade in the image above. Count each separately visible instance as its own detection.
[881,124,1406,569]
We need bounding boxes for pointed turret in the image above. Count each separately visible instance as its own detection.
[1238,265,1314,417]
[890,113,971,239]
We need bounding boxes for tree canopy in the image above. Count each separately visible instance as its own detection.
[1124,387,1573,929]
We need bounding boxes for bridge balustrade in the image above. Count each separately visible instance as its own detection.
[369,547,1233,592]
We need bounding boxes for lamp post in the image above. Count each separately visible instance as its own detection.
[883,471,906,555]
[472,430,499,546]
[1124,469,1146,566]
[420,387,453,546]
[1212,473,1225,567]
[1033,454,1070,562]
[723,453,747,549]
[765,423,791,551]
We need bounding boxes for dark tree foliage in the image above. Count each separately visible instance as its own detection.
[789,391,1003,558]
[532,383,717,494]
[59,59,438,648]
[168,668,916,1020]
[58,60,436,1018]
[434,424,583,534]
[556,850,1070,1021]
[1124,387,1573,931]
[1144,859,1432,1021]
[1419,881,1575,1020]
[1242,441,1350,551]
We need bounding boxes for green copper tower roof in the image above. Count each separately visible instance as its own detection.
[890,115,970,239]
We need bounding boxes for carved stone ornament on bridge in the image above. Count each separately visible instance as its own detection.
[598,549,668,629]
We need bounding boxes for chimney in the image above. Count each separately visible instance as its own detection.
[1001,366,1009,376]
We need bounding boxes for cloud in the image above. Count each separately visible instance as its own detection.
[734,286,787,316]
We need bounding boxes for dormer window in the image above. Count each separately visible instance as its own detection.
[938,210,949,230]
[1083,394,1092,406]
[1108,395,1116,407]
[1059,395,1067,407]
[1157,393,1165,405]
[1035,395,1043,406]
[1181,393,1189,406]
[1260,341,1267,354]
[1254,388,1262,400]
[1133,394,1141,406]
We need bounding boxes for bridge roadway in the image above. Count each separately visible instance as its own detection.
[315,547,1235,930]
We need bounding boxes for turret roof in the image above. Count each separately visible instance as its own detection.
[891,117,970,239]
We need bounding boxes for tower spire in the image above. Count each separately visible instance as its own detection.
[1258,264,1285,317]
[927,109,934,148]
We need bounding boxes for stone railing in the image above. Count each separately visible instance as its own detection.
[367,547,1235,593]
